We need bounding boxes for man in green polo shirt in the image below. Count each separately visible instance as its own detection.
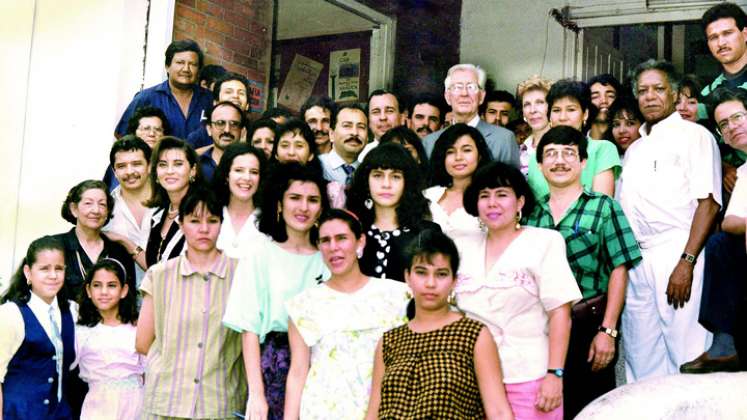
[525,125,641,419]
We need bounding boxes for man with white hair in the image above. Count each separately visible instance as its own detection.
[423,64,520,168]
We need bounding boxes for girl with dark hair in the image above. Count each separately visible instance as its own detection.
[144,136,201,267]
[606,96,643,156]
[53,180,135,301]
[424,123,491,244]
[284,209,409,418]
[379,126,430,180]
[0,236,76,419]
[75,259,144,419]
[366,229,514,419]
[249,118,278,159]
[347,143,439,282]
[223,162,331,420]
[271,118,318,167]
[457,162,580,419]
[213,142,267,258]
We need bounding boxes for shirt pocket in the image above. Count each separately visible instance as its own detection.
[565,229,600,275]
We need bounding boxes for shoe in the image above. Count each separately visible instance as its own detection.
[679,352,740,373]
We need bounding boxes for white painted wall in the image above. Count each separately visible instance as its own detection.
[0,0,171,289]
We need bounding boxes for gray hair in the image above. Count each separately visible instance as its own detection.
[444,64,487,91]
[630,59,680,98]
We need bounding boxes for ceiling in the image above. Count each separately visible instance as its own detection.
[277,0,378,40]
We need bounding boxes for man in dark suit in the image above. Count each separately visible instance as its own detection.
[423,63,520,168]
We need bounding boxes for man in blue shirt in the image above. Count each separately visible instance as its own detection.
[115,39,213,140]
[198,101,245,182]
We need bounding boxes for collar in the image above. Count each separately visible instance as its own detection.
[467,115,480,127]
[178,252,230,279]
[537,188,594,210]
[325,149,357,169]
[28,292,59,314]
[639,111,681,137]
[154,79,200,95]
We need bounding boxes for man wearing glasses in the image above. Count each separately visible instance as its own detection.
[198,101,245,182]
[618,59,722,382]
[423,63,520,168]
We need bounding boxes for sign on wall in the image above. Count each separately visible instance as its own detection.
[278,54,323,111]
[248,80,265,114]
[329,48,360,102]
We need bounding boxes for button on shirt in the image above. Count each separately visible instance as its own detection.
[115,80,213,139]
[319,149,360,184]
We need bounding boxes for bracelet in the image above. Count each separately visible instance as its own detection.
[598,325,619,338]
[131,246,144,258]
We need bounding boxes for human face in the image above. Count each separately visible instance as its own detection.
[207,105,242,151]
[409,103,441,138]
[276,131,312,164]
[611,111,642,152]
[369,168,405,209]
[251,127,275,158]
[445,69,485,118]
[281,181,323,236]
[538,144,586,188]
[72,188,108,231]
[676,87,699,122]
[113,150,149,191]
[636,69,677,125]
[522,89,549,132]
[706,18,747,67]
[227,153,260,203]
[590,83,617,114]
[86,269,128,313]
[304,106,331,148]
[218,79,249,111]
[135,116,164,147]
[445,135,479,181]
[715,100,747,152]
[332,108,368,160]
[23,249,65,304]
[318,219,364,276]
[512,121,532,145]
[369,93,401,139]
[156,148,196,193]
[166,51,199,89]
[182,204,221,253]
[476,187,525,232]
[484,101,512,127]
[405,253,454,312]
[550,97,588,131]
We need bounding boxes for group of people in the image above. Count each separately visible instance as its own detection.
[2,2,747,419]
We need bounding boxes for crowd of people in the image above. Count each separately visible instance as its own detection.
[2,2,747,419]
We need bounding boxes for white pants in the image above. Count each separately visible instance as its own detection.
[622,234,712,382]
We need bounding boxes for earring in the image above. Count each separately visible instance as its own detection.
[448,291,457,307]
[516,209,522,230]
[478,219,486,231]
[356,248,364,259]
[313,220,319,228]
[405,289,412,300]
[189,175,195,183]
[276,207,281,223]
[364,198,373,210]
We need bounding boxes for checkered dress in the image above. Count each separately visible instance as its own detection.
[379,317,485,419]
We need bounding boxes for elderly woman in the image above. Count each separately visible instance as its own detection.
[516,75,554,176]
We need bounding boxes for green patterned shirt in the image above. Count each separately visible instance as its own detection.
[525,190,642,299]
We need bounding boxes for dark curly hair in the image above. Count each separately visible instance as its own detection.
[60,180,114,226]
[379,126,430,180]
[463,161,536,219]
[429,123,492,187]
[257,162,329,244]
[126,106,170,137]
[145,136,203,208]
[2,236,70,310]
[77,259,138,327]
[347,142,430,229]
[212,142,267,208]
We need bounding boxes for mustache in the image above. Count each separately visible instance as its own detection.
[416,125,433,135]
[220,132,236,141]
[313,129,329,137]
[344,135,363,144]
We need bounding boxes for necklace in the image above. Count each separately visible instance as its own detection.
[166,204,178,220]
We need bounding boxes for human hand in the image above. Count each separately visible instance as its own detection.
[723,163,737,193]
[588,332,615,371]
[245,393,268,420]
[666,260,693,309]
[535,374,562,412]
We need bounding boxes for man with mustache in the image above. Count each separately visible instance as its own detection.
[199,101,245,182]
[618,59,722,383]
[187,72,251,149]
[480,90,515,127]
[408,94,443,139]
[525,125,641,418]
[319,104,368,186]
[702,3,747,193]
[300,96,336,154]
[588,74,621,140]
[115,39,213,140]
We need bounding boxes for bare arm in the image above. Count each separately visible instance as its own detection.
[667,195,720,309]
[536,303,571,412]
[588,265,627,371]
[474,327,514,420]
[135,294,155,354]
[102,231,147,270]
[243,332,268,420]
[365,339,385,420]
[591,169,615,197]
[283,321,310,420]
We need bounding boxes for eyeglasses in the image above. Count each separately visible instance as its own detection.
[542,149,579,162]
[137,125,164,134]
[447,83,480,94]
[211,120,242,129]
[716,111,747,135]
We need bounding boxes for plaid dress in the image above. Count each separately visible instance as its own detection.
[379,317,485,419]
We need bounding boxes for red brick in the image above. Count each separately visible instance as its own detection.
[224,36,253,56]
[235,3,254,16]
[225,11,252,27]
[172,29,190,41]
[196,0,224,18]
[195,26,225,44]
[207,16,232,35]
[175,4,206,26]
[204,40,228,59]
[177,0,196,8]
[174,17,196,33]
[211,0,235,10]
[232,27,252,41]
[223,62,250,75]
[222,49,234,61]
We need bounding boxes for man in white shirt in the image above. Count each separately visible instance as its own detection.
[357,89,404,162]
[319,104,368,185]
[619,59,722,382]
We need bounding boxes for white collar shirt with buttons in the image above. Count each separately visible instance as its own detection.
[319,149,359,184]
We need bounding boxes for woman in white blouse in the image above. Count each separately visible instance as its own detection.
[212,142,267,258]
[424,123,492,244]
[456,161,581,419]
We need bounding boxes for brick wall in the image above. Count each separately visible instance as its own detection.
[173,0,272,108]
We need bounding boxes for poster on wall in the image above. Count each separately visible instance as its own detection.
[329,48,360,102]
[248,80,265,114]
[278,54,323,112]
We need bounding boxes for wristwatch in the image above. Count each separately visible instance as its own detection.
[547,368,564,378]
[680,252,696,264]
[131,246,144,258]
[598,325,619,338]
